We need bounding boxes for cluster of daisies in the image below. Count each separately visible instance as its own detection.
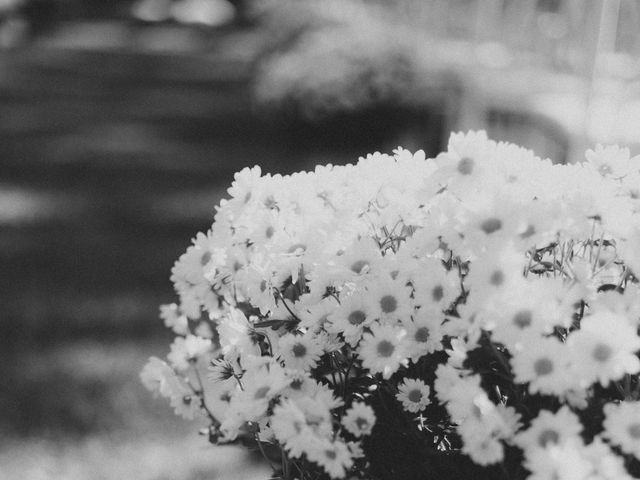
[142,131,640,480]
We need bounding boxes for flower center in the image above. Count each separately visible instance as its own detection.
[306,414,323,427]
[288,243,306,254]
[380,295,398,313]
[432,285,444,302]
[265,226,274,239]
[264,195,276,209]
[593,343,612,362]
[458,157,474,175]
[351,260,369,274]
[628,424,640,439]
[377,340,395,358]
[348,310,367,326]
[490,270,505,286]
[533,357,553,376]
[254,386,270,400]
[200,251,212,266]
[598,164,612,176]
[408,389,423,403]
[481,218,502,234]
[355,417,369,430]
[520,224,536,239]
[513,310,532,328]
[538,429,560,447]
[414,327,430,343]
[292,342,307,358]
[325,449,337,460]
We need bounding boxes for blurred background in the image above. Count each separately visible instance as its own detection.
[1,0,640,478]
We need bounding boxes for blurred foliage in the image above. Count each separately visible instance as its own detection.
[252,0,423,119]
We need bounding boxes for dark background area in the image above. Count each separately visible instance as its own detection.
[0,2,445,478]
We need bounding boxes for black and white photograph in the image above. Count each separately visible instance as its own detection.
[2,1,640,479]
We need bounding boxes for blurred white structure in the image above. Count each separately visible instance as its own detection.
[255,0,640,163]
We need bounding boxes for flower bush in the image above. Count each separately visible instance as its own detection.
[142,131,640,480]
[253,0,425,119]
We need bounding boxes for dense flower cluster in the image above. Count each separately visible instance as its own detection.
[142,131,640,480]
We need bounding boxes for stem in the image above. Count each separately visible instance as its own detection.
[282,449,290,480]
[500,460,511,480]
[615,267,627,290]
[277,291,302,322]
[341,355,355,405]
[633,378,640,399]
[254,430,280,474]
[524,250,534,278]
[189,361,220,427]
[591,229,605,275]
[624,374,632,400]
[486,336,512,379]
[253,329,273,355]
[588,220,596,262]
[330,370,339,389]
[615,381,627,399]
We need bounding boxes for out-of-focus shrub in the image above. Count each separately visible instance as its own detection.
[252,0,431,119]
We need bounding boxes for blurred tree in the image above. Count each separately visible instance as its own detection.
[20,0,58,33]
[0,0,57,47]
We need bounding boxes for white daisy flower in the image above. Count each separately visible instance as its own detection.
[567,311,640,387]
[484,279,568,349]
[461,435,504,466]
[524,436,634,480]
[402,309,444,362]
[307,438,353,479]
[396,378,431,413]
[226,165,263,205]
[441,374,487,424]
[409,257,459,312]
[461,243,527,316]
[432,130,497,195]
[602,401,640,459]
[223,362,290,434]
[510,336,573,396]
[434,363,465,403]
[513,406,583,455]
[523,436,591,480]
[334,236,383,277]
[217,307,261,358]
[341,402,376,437]
[159,303,189,335]
[297,296,339,332]
[584,144,634,179]
[326,291,375,346]
[277,333,324,372]
[358,323,407,379]
[167,334,212,371]
[271,395,335,459]
[363,274,413,323]
[140,357,200,420]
